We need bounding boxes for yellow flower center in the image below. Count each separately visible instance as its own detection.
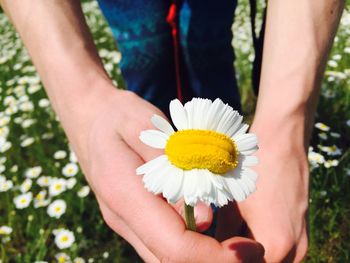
[61,235,68,242]
[165,130,239,174]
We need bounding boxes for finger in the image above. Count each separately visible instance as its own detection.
[173,199,214,232]
[94,137,264,263]
[97,198,159,263]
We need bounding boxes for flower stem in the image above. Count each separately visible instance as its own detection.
[184,203,196,231]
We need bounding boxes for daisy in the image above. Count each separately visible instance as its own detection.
[0,225,13,235]
[55,252,71,263]
[66,178,77,189]
[62,163,79,177]
[0,179,13,192]
[47,199,67,218]
[315,122,330,132]
[20,178,32,193]
[324,159,339,168]
[13,192,33,209]
[74,258,86,263]
[77,186,90,198]
[137,98,258,208]
[53,229,75,249]
[54,150,67,160]
[34,190,50,208]
[25,166,42,178]
[36,176,52,187]
[49,178,67,196]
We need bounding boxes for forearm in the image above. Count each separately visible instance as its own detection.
[0,0,116,153]
[254,0,344,148]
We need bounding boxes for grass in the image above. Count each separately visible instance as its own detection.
[0,0,349,262]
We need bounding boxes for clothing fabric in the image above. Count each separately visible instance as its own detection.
[97,0,241,116]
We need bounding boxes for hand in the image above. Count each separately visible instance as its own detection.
[216,123,309,262]
[69,88,265,262]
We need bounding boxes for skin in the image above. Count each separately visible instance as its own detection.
[0,0,344,262]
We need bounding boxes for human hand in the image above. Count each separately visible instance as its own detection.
[68,88,265,262]
[216,122,309,262]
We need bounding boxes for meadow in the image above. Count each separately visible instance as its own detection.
[0,1,349,262]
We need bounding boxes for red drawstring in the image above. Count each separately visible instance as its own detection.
[167,2,183,103]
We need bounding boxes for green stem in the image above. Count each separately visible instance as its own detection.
[184,204,196,231]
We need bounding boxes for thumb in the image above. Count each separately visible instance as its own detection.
[173,200,214,232]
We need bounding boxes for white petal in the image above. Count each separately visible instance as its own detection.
[184,99,195,129]
[241,155,259,167]
[225,177,246,202]
[242,168,258,182]
[206,99,226,131]
[163,165,184,203]
[216,189,229,207]
[136,155,168,175]
[227,116,243,137]
[186,98,211,129]
[183,170,200,206]
[208,173,224,190]
[169,99,188,130]
[139,130,168,149]
[241,176,256,193]
[151,115,174,135]
[234,133,258,153]
[232,123,249,137]
[144,163,171,195]
[216,107,238,134]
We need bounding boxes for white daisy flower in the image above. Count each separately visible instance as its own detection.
[41,132,54,140]
[0,140,11,153]
[19,101,34,112]
[34,190,50,208]
[318,145,342,156]
[0,126,9,138]
[315,122,330,132]
[0,164,5,173]
[13,192,33,209]
[74,258,86,263]
[0,226,13,235]
[137,98,258,207]
[25,166,42,178]
[318,132,328,140]
[54,229,75,249]
[38,98,50,108]
[20,137,35,147]
[77,186,90,198]
[20,178,32,193]
[0,115,10,127]
[62,163,79,177]
[330,132,340,138]
[0,179,13,192]
[10,165,18,173]
[49,178,67,196]
[54,150,67,160]
[66,178,77,189]
[47,199,67,218]
[324,159,339,168]
[21,118,37,128]
[69,151,78,163]
[55,252,71,263]
[36,176,52,187]
[308,151,325,168]
[27,84,41,94]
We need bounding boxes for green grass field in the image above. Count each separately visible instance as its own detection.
[0,1,349,262]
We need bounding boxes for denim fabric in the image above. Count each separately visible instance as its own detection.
[97,0,241,116]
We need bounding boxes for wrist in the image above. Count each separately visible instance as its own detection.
[250,112,308,155]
